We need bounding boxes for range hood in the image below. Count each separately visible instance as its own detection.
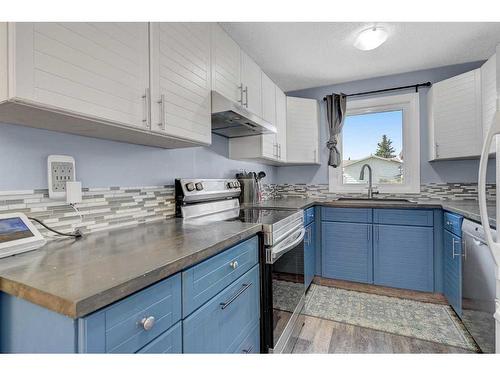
[211,91,277,138]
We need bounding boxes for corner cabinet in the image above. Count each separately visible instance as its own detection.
[0,22,211,148]
[428,68,483,160]
[286,97,320,165]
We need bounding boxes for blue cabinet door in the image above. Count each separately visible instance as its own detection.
[443,230,462,316]
[321,222,373,284]
[183,265,260,353]
[304,223,316,289]
[373,224,434,292]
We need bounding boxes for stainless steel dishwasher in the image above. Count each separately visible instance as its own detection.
[461,219,497,353]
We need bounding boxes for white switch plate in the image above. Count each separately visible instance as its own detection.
[48,155,76,199]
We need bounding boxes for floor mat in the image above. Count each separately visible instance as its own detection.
[275,281,478,351]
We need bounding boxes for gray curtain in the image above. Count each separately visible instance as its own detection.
[325,93,347,168]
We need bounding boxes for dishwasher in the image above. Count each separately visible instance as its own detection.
[461,219,497,353]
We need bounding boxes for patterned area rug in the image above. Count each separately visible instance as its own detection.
[274,281,478,351]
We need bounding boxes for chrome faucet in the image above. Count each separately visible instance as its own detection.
[359,164,379,199]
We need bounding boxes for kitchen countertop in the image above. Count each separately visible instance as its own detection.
[252,197,497,228]
[0,219,262,319]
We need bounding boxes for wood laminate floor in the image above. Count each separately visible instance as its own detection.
[292,315,476,354]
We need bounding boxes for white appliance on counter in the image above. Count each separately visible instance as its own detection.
[478,98,500,354]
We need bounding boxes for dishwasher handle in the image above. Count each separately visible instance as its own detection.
[478,102,500,255]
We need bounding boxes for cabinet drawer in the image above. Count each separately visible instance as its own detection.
[373,209,433,227]
[183,265,260,353]
[321,207,372,223]
[182,236,258,317]
[136,321,182,353]
[83,273,182,353]
[444,212,463,237]
[304,207,315,226]
[234,320,260,354]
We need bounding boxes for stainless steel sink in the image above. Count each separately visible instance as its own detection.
[336,197,415,203]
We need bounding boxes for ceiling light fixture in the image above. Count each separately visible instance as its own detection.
[354,26,388,51]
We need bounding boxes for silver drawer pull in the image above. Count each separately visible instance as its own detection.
[140,316,155,331]
[229,260,239,270]
[220,283,252,310]
[242,345,254,354]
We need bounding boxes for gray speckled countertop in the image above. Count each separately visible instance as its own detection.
[0,219,262,318]
[252,197,497,228]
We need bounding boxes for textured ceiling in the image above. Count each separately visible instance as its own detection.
[220,22,500,91]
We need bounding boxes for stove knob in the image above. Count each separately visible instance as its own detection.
[234,181,240,188]
[227,182,234,189]
[185,182,195,192]
[195,182,204,191]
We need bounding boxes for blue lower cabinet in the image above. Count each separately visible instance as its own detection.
[183,265,260,353]
[304,223,316,289]
[373,225,434,292]
[233,320,260,354]
[80,273,182,353]
[136,321,182,353]
[443,230,462,316]
[322,222,373,283]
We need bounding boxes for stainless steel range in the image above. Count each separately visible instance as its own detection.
[175,178,306,353]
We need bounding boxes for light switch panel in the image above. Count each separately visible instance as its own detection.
[48,155,76,199]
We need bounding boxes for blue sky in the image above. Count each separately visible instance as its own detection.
[343,110,402,160]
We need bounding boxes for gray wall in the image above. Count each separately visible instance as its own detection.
[0,122,276,190]
[277,61,496,185]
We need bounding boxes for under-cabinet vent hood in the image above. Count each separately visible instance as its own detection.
[211,91,277,138]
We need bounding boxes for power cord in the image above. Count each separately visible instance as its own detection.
[28,217,83,239]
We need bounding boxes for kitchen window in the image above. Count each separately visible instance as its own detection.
[329,93,420,194]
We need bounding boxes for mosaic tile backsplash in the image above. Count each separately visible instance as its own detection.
[0,186,175,240]
[262,183,497,202]
[0,182,495,241]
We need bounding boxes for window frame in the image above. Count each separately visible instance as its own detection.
[328,92,420,194]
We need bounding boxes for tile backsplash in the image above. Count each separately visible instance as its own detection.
[0,186,175,240]
[262,183,497,202]
[0,182,495,241]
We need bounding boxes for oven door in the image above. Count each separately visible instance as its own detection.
[262,226,306,353]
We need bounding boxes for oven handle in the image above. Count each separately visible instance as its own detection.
[268,227,305,264]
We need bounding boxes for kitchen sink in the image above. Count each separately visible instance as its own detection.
[336,197,415,203]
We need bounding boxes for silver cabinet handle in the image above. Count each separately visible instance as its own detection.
[229,260,239,269]
[157,94,166,130]
[273,143,278,158]
[237,84,243,104]
[220,283,252,310]
[243,86,248,107]
[435,143,439,158]
[142,88,151,129]
[140,316,155,331]
[452,238,461,259]
[278,144,282,159]
[242,345,254,354]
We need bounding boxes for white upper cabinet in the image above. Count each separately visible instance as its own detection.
[428,68,482,160]
[261,72,277,160]
[275,86,287,162]
[150,23,211,145]
[240,51,262,117]
[211,24,241,104]
[481,53,497,154]
[286,97,320,164]
[10,22,150,129]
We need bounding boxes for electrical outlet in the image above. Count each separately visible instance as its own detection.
[48,155,76,199]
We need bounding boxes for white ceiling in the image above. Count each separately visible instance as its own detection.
[220,22,500,92]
